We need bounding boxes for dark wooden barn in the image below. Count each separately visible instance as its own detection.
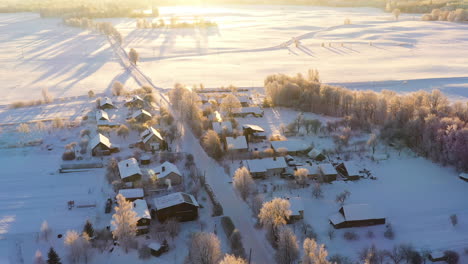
[329,204,385,229]
[152,192,199,222]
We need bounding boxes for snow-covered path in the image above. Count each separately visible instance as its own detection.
[108,35,274,263]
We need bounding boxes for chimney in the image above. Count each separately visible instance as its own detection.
[162,166,165,172]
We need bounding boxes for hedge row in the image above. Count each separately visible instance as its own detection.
[204,183,223,216]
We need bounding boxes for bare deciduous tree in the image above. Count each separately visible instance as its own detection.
[188,232,222,264]
[312,183,323,199]
[335,190,351,206]
[220,94,241,115]
[276,227,299,264]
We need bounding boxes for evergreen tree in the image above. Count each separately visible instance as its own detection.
[47,247,62,264]
[83,220,94,238]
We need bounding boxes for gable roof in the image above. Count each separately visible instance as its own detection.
[242,124,265,132]
[271,140,311,152]
[118,158,142,180]
[90,133,111,149]
[149,161,182,180]
[296,165,320,175]
[460,173,468,180]
[132,109,152,119]
[308,148,324,158]
[226,136,248,151]
[141,127,163,143]
[100,97,114,107]
[341,162,361,176]
[118,188,144,199]
[340,204,384,221]
[96,110,109,121]
[233,107,263,115]
[213,121,232,134]
[319,163,337,175]
[288,197,304,216]
[133,199,151,220]
[245,157,288,173]
[153,192,199,210]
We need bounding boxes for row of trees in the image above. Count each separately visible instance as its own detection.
[63,18,122,44]
[422,8,467,22]
[265,70,468,171]
[136,17,218,29]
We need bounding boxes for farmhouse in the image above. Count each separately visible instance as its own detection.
[308,148,326,161]
[118,158,142,182]
[213,121,233,135]
[225,136,248,152]
[244,157,288,178]
[318,163,338,182]
[148,161,183,186]
[152,192,199,222]
[132,109,152,122]
[242,124,267,142]
[271,140,311,155]
[336,162,361,180]
[459,173,468,182]
[125,95,145,108]
[232,106,264,117]
[133,199,151,234]
[90,133,113,156]
[329,204,385,229]
[118,188,144,201]
[287,197,304,223]
[140,127,166,151]
[99,97,115,109]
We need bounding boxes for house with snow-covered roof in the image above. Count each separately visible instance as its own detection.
[148,161,182,186]
[308,148,326,161]
[133,199,151,234]
[99,97,115,110]
[213,121,233,135]
[225,136,248,153]
[318,163,338,182]
[242,124,267,142]
[336,162,362,181]
[271,140,311,155]
[125,95,144,108]
[90,133,113,156]
[152,192,199,222]
[139,127,166,151]
[118,188,144,201]
[244,157,288,178]
[118,158,142,182]
[131,109,152,123]
[329,204,385,229]
[295,165,321,179]
[287,197,304,223]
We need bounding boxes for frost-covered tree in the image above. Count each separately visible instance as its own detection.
[47,247,61,264]
[393,9,401,20]
[259,198,291,243]
[202,130,223,160]
[220,254,247,264]
[276,227,299,264]
[294,168,308,187]
[188,232,222,264]
[233,167,254,200]
[112,81,125,96]
[302,238,332,264]
[64,230,81,263]
[129,48,139,65]
[312,182,323,199]
[117,125,129,139]
[34,250,45,264]
[335,190,351,206]
[220,94,241,115]
[164,218,180,242]
[112,193,138,253]
[367,133,378,154]
[250,194,263,219]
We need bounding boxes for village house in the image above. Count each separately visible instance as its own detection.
[140,127,166,151]
[133,199,151,234]
[287,197,304,223]
[238,95,251,107]
[329,204,386,229]
[132,109,152,123]
[318,163,338,182]
[96,109,111,127]
[232,106,264,117]
[213,121,233,135]
[225,136,248,153]
[244,157,288,178]
[99,97,116,110]
[118,158,142,182]
[148,161,183,186]
[242,124,267,142]
[336,162,361,181]
[90,133,114,156]
[295,165,321,179]
[270,139,311,155]
[125,95,145,108]
[118,188,144,201]
[308,148,326,161]
[152,192,199,222]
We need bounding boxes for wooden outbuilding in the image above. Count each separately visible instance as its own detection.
[329,204,385,229]
[118,158,142,182]
[152,192,199,222]
[90,133,113,156]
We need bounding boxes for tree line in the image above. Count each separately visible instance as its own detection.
[63,17,122,44]
[265,69,468,171]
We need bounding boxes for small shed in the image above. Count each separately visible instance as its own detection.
[118,188,144,201]
[90,133,112,156]
[132,109,152,123]
[428,251,447,262]
[148,241,169,257]
[287,197,304,223]
[336,162,361,180]
[118,158,142,182]
[329,204,385,229]
[152,192,199,222]
[226,136,248,152]
[133,199,151,234]
[308,148,326,161]
[242,124,267,142]
[459,173,468,182]
[140,154,151,165]
[148,161,183,186]
[99,97,115,109]
[238,95,250,107]
[271,140,311,155]
[318,163,338,182]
